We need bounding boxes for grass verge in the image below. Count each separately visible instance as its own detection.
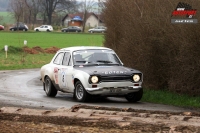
[142,89,200,109]
[0,52,54,70]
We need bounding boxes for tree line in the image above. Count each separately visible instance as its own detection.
[8,0,101,26]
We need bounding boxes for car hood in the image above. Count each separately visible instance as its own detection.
[74,65,141,76]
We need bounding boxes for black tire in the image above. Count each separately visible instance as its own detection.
[36,29,39,32]
[74,81,90,102]
[44,76,57,97]
[47,29,50,32]
[125,88,143,103]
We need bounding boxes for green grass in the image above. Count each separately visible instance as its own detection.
[0,32,104,48]
[0,53,54,70]
[142,89,200,109]
[0,32,104,70]
[0,12,15,24]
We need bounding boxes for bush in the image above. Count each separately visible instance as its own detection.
[102,0,200,96]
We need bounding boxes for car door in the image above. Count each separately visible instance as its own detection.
[58,52,74,92]
[44,26,48,31]
[52,52,65,86]
[67,27,71,32]
[95,27,100,32]
[70,27,74,32]
[39,26,44,31]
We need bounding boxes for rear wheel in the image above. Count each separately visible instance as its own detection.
[90,31,93,33]
[125,88,143,103]
[74,81,90,102]
[47,29,50,32]
[44,76,57,97]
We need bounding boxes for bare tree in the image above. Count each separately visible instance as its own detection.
[24,0,42,25]
[79,0,99,32]
[8,0,26,26]
[78,0,97,12]
[40,0,77,25]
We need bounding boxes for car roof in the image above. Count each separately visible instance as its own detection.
[58,46,112,52]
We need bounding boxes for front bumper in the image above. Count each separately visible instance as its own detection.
[85,82,142,95]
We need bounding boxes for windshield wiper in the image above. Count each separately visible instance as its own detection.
[76,61,86,63]
[75,61,99,66]
[96,60,113,63]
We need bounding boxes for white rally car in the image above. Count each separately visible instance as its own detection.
[40,46,143,102]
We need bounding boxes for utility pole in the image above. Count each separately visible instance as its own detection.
[97,0,100,27]
[82,0,86,32]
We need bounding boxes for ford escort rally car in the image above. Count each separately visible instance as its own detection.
[40,46,143,102]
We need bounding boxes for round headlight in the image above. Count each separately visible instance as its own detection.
[133,74,140,82]
[91,76,99,83]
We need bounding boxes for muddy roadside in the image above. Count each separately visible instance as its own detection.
[0,104,200,133]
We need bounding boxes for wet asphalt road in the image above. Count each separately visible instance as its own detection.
[0,69,195,112]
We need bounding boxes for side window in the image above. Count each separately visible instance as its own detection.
[63,52,71,66]
[53,52,64,65]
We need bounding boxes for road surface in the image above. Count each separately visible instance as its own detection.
[0,68,195,112]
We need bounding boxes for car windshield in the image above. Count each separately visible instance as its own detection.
[73,49,122,66]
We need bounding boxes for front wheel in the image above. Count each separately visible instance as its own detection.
[74,81,90,102]
[125,88,143,103]
[44,76,57,97]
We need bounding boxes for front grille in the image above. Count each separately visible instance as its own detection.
[101,75,132,82]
